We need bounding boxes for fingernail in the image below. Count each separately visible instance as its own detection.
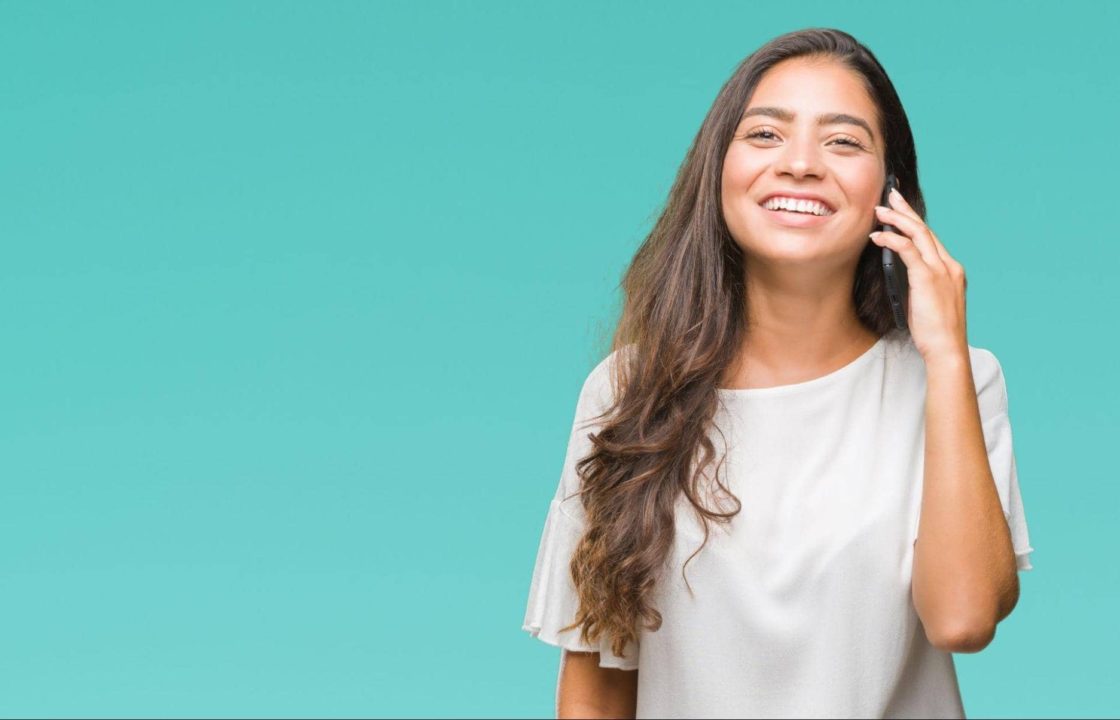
[875,205,889,212]
[890,187,903,200]
[869,232,881,241]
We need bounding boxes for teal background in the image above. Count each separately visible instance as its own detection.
[1,0,1115,717]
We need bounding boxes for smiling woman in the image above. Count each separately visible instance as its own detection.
[721,56,888,266]
[521,26,1031,720]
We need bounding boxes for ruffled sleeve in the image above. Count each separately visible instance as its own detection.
[521,350,640,670]
[973,348,1035,571]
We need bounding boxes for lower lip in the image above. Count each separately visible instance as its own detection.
[759,204,836,227]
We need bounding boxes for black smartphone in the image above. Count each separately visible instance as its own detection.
[880,173,909,331]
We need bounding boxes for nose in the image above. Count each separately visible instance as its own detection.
[773,134,826,180]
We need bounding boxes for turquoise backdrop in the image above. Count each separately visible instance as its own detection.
[1,0,1115,717]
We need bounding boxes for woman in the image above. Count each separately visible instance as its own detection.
[521,27,1033,719]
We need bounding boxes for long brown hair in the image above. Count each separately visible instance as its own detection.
[559,28,928,659]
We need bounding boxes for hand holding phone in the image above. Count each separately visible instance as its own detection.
[880,173,909,331]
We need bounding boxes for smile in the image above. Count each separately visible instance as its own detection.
[758,202,837,228]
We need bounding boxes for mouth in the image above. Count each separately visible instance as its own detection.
[757,201,837,227]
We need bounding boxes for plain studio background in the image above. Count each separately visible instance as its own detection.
[1,1,1116,718]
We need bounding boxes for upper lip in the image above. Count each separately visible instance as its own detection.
[759,191,836,213]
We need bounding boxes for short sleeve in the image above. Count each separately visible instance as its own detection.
[973,348,1035,572]
[521,350,640,670]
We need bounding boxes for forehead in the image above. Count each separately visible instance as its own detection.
[744,58,879,134]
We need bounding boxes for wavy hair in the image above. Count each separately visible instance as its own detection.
[557,27,928,660]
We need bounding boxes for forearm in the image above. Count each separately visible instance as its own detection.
[912,347,1019,652]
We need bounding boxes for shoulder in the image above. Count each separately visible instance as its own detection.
[576,344,634,419]
[881,331,1009,418]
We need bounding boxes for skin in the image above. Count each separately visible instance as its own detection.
[720,55,885,389]
[556,650,637,719]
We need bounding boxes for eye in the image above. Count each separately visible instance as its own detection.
[744,129,780,141]
[743,129,866,149]
[831,135,866,149]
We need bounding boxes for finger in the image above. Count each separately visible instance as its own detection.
[888,188,952,264]
[875,205,947,272]
[926,229,953,266]
[924,228,966,287]
[869,230,930,274]
[883,192,968,290]
[887,186,923,225]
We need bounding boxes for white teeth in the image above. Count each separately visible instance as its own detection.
[762,197,833,216]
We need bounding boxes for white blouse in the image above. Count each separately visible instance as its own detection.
[522,329,1033,718]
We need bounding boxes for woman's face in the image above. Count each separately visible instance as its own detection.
[721,57,886,269]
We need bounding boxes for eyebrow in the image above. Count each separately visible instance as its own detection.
[741,106,875,141]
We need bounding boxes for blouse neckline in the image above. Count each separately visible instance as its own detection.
[717,334,887,399]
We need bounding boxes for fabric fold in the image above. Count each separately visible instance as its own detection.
[522,498,640,670]
[982,406,1034,572]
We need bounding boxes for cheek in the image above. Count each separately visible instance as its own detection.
[722,148,759,190]
[722,161,765,221]
[837,167,884,208]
